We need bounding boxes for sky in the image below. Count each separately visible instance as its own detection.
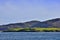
[0,0,60,25]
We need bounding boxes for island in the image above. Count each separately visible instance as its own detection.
[0,18,60,32]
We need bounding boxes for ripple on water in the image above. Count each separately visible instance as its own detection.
[0,32,60,40]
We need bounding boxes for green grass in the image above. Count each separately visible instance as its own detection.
[32,28,60,32]
[9,28,24,31]
[5,27,60,32]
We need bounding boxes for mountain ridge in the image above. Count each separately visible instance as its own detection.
[0,18,60,31]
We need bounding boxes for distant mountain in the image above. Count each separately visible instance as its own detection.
[24,20,40,28]
[24,18,60,28]
[0,20,41,30]
[0,18,60,31]
[31,22,52,28]
[43,18,60,24]
[43,18,60,28]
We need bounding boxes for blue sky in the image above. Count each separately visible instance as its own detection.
[0,0,60,25]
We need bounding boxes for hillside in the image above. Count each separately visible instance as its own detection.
[0,18,60,32]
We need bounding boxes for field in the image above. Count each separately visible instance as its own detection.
[3,27,60,32]
[32,28,60,32]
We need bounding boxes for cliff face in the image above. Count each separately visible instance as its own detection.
[0,18,60,31]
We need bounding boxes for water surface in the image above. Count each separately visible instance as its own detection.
[0,32,60,40]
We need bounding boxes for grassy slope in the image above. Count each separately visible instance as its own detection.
[32,28,60,32]
[4,27,60,32]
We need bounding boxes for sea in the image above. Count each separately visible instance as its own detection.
[0,32,60,40]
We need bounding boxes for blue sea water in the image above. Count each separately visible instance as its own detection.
[0,32,60,40]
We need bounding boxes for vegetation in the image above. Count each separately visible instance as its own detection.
[3,27,60,32]
[32,28,60,32]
